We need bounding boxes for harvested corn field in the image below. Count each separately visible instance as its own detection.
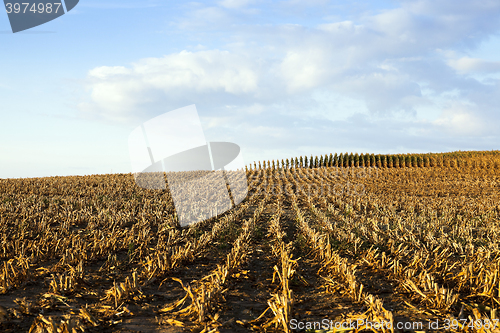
[1,151,500,332]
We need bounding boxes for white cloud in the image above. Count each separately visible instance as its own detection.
[88,66,130,79]
[317,20,360,33]
[79,0,500,156]
[80,50,264,122]
[218,0,255,9]
[332,71,424,115]
[447,57,500,73]
[280,48,330,92]
[175,6,231,30]
[433,102,486,136]
[134,51,259,94]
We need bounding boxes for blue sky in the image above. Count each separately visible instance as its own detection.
[1,0,500,178]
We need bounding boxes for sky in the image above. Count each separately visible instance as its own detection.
[1,0,500,179]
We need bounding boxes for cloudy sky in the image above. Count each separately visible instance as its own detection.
[1,0,500,178]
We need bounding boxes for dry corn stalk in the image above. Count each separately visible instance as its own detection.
[292,196,394,332]
[28,313,87,333]
[159,193,269,329]
[102,271,140,307]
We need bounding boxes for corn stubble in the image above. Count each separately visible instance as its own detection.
[0,151,500,332]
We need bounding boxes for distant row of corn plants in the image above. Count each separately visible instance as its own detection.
[247,150,500,171]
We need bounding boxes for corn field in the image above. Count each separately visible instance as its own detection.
[248,151,500,171]
[1,150,500,332]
